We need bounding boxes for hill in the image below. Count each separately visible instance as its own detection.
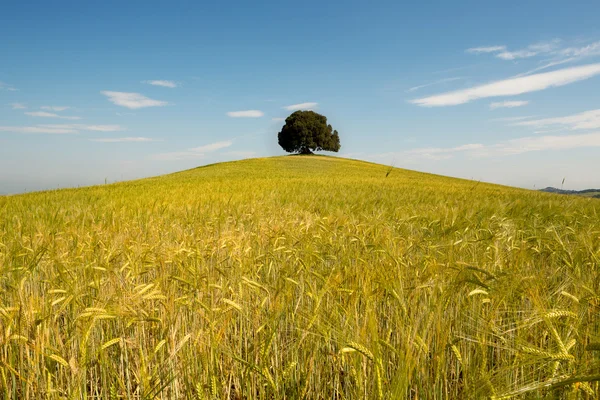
[1,156,599,398]
[540,186,600,198]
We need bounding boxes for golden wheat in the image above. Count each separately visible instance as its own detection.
[0,155,599,398]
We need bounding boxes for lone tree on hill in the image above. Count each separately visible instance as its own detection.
[277,110,341,154]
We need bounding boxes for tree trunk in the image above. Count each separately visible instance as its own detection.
[299,147,313,155]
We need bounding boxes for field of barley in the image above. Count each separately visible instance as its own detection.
[1,155,599,399]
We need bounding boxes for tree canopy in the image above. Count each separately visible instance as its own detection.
[277,111,341,154]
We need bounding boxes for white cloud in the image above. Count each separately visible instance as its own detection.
[516,58,578,77]
[511,40,600,77]
[489,100,529,110]
[491,116,535,122]
[26,111,58,117]
[405,143,484,160]
[41,106,69,111]
[405,77,464,93]
[411,63,600,106]
[283,102,318,111]
[90,137,159,143]
[529,41,560,52]
[467,39,600,72]
[10,103,26,109]
[533,128,565,135]
[25,111,81,120]
[101,91,168,109]
[82,125,124,132]
[153,140,233,161]
[189,141,233,152]
[514,109,600,131]
[496,50,538,60]
[144,80,177,88]
[497,132,600,155]
[393,132,600,161]
[560,41,600,58]
[0,124,124,134]
[493,40,560,60]
[370,132,600,165]
[36,124,123,132]
[467,41,560,59]
[0,126,79,134]
[0,82,17,91]
[466,46,506,54]
[226,110,264,118]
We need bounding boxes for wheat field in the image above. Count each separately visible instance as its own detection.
[0,156,599,399]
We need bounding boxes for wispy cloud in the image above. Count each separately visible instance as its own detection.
[90,137,159,143]
[390,132,600,161]
[491,116,535,122]
[226,110,264,118]
[143,80,177,88]
[10,103,26,110]
[467,40,561,61]
[489,100,529,110]
[25,111,81,120]
[36,124,123,132]
[496,131,600,155]
[101,91,168,109]
[271,117,285,122]
[81,125,124,132]
[405,77,464,93]
[497,50,539,60]
[41,106,69,111]
[189,141,233,152]
[514,109,600,131]
[25,111,59,117]
[404,143,484,160]
[511,41,600,76]
[498,41,561,60]
[283,102,318,111]
[0,126,78,134]
[466,46,506,54]
[153,140,233,161]
[0,124,124,134]
[532,128,566,135]
[516,58,578,77]
[467,39,600,72]
[411,63,600,106]
[559,41,600,58]
[0,82,17,91]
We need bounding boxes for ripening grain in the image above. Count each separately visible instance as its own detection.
[0,156,599,399]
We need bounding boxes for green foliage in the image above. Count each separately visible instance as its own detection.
[277,110,341,154]
[0,156,599,398]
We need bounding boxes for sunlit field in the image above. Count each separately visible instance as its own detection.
[1,156,599,399]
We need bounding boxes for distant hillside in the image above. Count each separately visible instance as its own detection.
[540,187,600,198]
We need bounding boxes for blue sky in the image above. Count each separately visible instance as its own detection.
[1,0,600,194]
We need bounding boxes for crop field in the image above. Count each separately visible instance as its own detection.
[1,155,599,399]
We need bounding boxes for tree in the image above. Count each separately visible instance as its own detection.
[277,111,341,154]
